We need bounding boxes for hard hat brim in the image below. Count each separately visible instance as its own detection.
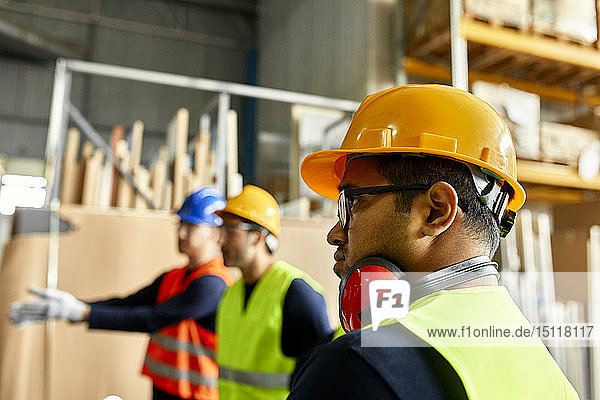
[177,212,223,226]
[300,147,526,213]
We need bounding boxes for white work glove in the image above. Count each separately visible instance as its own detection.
[9,286,86,327]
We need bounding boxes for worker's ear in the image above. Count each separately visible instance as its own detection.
[247,230,265,248]
[416,182,458,237]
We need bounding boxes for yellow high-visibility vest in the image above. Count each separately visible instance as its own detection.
[382,286,580,399]
[216,260,322,400]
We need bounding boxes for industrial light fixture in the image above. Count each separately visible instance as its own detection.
[0,174,47,215]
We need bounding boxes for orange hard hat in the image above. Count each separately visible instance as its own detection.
[301,84,526,214]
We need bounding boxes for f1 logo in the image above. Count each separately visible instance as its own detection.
[368,280,410,331]
[375,289,405,308]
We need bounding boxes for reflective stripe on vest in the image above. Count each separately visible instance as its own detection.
[150,332,216,360]
[218,366,290,388]
[144,355,218,388]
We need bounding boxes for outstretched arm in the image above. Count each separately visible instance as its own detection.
[8,274,165,327]
[87,275,227,332]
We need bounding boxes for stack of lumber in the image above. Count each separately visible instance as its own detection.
[59,108,220,210]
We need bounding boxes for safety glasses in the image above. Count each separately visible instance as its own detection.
[219,222,261,237]
[337,185,430,231]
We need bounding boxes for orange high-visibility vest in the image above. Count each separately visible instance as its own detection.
[142,258,234,399]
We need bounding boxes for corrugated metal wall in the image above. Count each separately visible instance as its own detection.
[0,0,253,163]
[259,0,369,101]
[255,0,395,193]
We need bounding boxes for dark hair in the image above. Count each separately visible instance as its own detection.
[373,155,500,256]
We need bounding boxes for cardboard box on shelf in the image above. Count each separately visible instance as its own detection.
[540,121,599,167]
[464,0,531,28]
[472,81,541,161]
[553,0,597,44]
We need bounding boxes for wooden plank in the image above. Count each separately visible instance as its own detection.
[81,141,94,162]
[110,125,125,206]
[130,120,144,169]
[60,128,82,204]
[115,140,132,208]
[97,160,113,209]
[133,166,150,209]
[81,149,104,206]
[194,131,211,186]
[183,171,194,197]
[171,109,189,209]
[164,180,173,211]
[172,153,189,210]
[76,140,95,204]
[150,146,168,210]
[175,108,189,157]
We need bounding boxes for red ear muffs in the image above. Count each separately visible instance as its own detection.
[339,257,404,332]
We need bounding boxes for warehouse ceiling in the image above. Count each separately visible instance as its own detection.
[0,16,84,61]
[174,0,258,15]
[0,0,258,62]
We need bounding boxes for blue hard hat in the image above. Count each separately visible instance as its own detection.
[176,187,226,226]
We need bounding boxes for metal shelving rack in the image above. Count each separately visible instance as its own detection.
[404,0,600,193]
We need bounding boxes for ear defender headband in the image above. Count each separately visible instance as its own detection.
[339,256,500,332]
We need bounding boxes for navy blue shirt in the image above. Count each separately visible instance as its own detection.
[288,323,467,399]
[88,272,227,333]
[244,278,334,358]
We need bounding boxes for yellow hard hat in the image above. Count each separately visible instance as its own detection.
[221,185,281,237]
[301,84,526,214]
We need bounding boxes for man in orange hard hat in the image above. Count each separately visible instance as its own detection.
[215,185,333,400]
[288,85,579,399]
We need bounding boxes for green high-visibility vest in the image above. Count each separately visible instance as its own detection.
[216,261,322,400]
[332,325,346,340]
[387,286,579,399]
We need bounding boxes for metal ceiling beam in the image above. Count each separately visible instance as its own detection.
[0,2,246,51]
[0,16,84,59]
[174,0,257,15]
